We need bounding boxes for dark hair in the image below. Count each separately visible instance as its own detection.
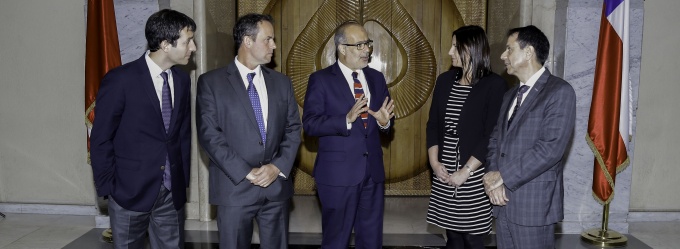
[507,25,550,65]
[452,25,491,85]
[233,13,274,48]
[334,20,361,47]
[145,9,196,52]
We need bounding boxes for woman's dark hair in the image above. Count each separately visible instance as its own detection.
[233,13,274,49]
[452,25,492,85]
[145,9,196,52]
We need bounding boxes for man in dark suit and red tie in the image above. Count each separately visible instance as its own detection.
[302,21,395,249]
[483,25,576,249]
[90,9,195,248]
[196,13,301,249]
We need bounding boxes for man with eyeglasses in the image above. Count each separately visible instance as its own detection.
[302,21,395,249]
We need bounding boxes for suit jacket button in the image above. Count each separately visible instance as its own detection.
[365,135,368,139]
[259,141,263,145]
[259,161,263,165]
[363,152,369,157]
[160,166,165,170]
[501,153,505,157]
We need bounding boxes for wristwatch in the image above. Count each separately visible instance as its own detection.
[464,165,474,175]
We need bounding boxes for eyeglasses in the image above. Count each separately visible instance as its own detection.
[342,40,373,50]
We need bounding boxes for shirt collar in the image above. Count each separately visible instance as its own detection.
[338,60,363,78]
[521,67,546,88]
[145,50,170,77]
[234,56,262,78]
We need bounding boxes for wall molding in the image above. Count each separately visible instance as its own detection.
[0,203,98,215]
[628,211,680,222]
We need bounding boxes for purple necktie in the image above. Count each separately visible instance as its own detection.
[352,72,368,128]
[247,72,266,145]
[160,72,172,190]
[508,85,529,127]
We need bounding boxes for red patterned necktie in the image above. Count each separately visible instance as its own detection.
[352,72,368,128]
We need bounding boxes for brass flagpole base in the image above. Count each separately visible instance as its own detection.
[581,228,627,247]
[101,228,113,243]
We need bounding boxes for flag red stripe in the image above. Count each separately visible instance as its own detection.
[587,6,628,204]
[85,0,121,153]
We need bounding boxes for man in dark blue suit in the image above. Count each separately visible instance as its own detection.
[483,25,576,249]
[90,9,195,249]
[302,21,395,249]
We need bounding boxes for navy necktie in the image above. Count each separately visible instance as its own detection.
[160,72,172,190]
[247,72,266,145]
[352,72,368,128]
[508,85,529,127]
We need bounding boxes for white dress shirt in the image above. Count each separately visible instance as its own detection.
[234,58,285,177]
[338,60,372,107]
[507,67,545,120]
[338,61,391,129]
[234,56,269,130]
[145,51,174,109]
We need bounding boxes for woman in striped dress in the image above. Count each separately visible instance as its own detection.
[426,25,507,249]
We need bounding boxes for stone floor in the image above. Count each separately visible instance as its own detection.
[1,213,672,249]
[0,196,677,248]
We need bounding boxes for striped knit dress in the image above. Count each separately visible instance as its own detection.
[426,82,493,235]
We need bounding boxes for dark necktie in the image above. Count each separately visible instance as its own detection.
[247,72,266,144]
[352,72,368,128]
[160,72,172,190]
[508,85,529,126]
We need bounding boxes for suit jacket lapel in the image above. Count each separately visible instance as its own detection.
[332,63,367,134]
[363,68,380,132]
[331,63,358,105]
[501,86,517,131]
[137,57,164,133]
[226,63,261,131]
[262,67,277,147]
[167,67,184,134]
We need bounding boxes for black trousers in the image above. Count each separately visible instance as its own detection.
[446,229,486,249]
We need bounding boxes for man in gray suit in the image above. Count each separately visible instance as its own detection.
[483,25,576,249]
[196,13,301,249]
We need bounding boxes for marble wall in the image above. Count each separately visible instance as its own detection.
[0,0,93,206]
[630,0,680,213]
[114,0,158,64]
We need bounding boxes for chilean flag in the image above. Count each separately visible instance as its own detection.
[586,0,631,204]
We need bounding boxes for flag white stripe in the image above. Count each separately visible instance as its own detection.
[606,0,631,145]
